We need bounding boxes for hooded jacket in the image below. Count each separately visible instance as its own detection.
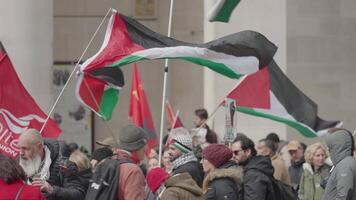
[203,161,243,200]
[243,155,275,200]
[160,173,203,200]
[298,161,331,200]
[323,130,356,200]
[44,139,85,200]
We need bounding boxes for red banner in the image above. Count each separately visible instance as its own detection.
[0,42,61,158]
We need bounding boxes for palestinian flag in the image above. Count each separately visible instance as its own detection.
[208,0,241,23]
[225,61,341,137]
[77,9,276,119]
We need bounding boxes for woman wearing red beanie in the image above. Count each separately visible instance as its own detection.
[146,167,203,200]
[201,144,243,200]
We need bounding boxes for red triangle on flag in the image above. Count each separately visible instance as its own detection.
[226,67,271,109]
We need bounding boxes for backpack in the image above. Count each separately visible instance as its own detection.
[252,168,298,200]
[85,159,132,200]
[269,178,298,200]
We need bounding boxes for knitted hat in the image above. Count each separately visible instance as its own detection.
[168,132,193,153]
[118,125,148,151]
[91,147,113,162]
[202,144,233,168]
[146,167,170,193]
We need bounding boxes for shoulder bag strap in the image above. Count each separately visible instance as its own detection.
[15,185,24,200]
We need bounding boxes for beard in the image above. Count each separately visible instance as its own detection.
[19,154,42,177]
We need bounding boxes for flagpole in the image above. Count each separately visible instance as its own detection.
[39,8,112,134]
[171,110,180,130]
[158,0,174,165]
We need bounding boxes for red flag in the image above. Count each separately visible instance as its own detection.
[0,42,61,158]
[165,100,183,129]
[129,64,157,157]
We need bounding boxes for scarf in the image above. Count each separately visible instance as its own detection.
[171,151,197,170]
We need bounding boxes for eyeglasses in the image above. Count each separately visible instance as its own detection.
[233,149,244,155]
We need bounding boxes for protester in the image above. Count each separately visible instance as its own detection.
[111,124,147,200]
[231,134,274,200]
[68,142,79,154]
[287,140,305,190]
[323,129,356,200]
[266,132,280,144]
[0,154,45,200]
[69,150,92,191]
[192,108,218,145]
[162,149,172,172]
[90,147,113,170]
[95,137,117,152]
[167,128,204,187]
[18,129,85,200]
[146,167,203,200]
[201,144,243,200]
[148,157,159,171]
[257,138,291,184]
[298,142,331,200]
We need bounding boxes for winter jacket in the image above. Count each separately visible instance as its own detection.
[160,173,203,200]
[289,158,305,189]
[323,131,356,200]
[0,179,45,200]
[44,139,86,200]
[271,155,291,184]
[203,161,243,200]
[77,168,92,192]
[172,160,204,187]
[243,155,275,200]
[112,150,145,200]
[298,162,331,200]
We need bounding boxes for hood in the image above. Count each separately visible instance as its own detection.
[202,166,243,193]
[44,139,60,161]
[165,172,203,196]
[325,130,353,165]
[302,159,332,175]
[244,156,274,177]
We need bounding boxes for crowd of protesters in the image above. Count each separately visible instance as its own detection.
[1,108,356,200]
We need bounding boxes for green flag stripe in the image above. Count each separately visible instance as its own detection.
[211,0,241,22]
[99,88,119,120]
[237,107,317,138]
[108,54,248,79]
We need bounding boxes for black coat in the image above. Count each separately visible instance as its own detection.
[44,139,86,200]
[78,168,92,192]
[172,160,204,187]
[243,156,275,200]
[203,161,243,200]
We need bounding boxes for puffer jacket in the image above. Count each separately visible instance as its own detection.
[298,162,331,200]
[323,130,356,200]
[243,156,275,200]
[160,173,203,200]
[203,161,243,200]
[44,139,85,200]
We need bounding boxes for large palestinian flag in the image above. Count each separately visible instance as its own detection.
[225,61,341,137]
[76,9,277,119]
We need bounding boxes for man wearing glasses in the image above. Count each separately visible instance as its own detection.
[231,134,274,200]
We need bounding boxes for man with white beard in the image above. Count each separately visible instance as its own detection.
[19,128,85,200]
